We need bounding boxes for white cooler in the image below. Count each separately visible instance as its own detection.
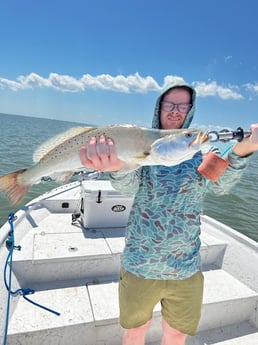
[80,180,134,228]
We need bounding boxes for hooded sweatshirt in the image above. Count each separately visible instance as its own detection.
[110,84,250,280]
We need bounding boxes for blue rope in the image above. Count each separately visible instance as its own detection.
[3,213,60,345]
[3,213,15,345]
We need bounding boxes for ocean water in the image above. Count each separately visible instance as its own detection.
[0,113,257,242]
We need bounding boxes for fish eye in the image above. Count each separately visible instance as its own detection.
[185,133,192,138]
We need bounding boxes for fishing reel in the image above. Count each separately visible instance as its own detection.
[208,127,251,143]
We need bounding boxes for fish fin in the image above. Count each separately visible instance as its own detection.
[33,126,96,163]
[119,162,141,172]
[0,169,31,205]
[118,152,151,172]
[50,171,74,184]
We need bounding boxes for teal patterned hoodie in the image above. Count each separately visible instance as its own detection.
[110,84,250,280]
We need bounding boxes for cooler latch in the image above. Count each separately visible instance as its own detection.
[97,190,102,204]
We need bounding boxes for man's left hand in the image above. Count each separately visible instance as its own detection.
[233,123,258,157]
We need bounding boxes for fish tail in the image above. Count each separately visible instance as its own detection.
[0,169,31,205]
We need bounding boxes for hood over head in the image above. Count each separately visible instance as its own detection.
[152,84,196,129]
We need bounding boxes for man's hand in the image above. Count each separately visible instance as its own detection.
[79,135,125,172]
[233,124,258,157]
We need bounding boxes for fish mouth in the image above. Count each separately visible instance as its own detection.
[190,131,209,147]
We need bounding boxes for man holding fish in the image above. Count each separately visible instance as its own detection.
[80,84,258,345]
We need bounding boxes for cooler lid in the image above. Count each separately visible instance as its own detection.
[81,180,122,196]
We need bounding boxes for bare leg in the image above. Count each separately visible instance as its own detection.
[122,320,151,345]
[161,318,187,345]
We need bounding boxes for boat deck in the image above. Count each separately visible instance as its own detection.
[1,181,257,344]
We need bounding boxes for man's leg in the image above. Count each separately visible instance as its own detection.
[122,320,151,345]
[119,269,161,344]
[161,271,204,340]
[161,318,187,345]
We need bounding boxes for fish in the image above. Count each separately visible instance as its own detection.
[0,125,209,205]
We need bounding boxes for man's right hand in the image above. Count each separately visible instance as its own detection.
[79,135,125,172]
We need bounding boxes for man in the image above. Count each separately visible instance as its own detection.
[80,84,258,345]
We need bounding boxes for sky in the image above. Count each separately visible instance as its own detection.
[1,0,258,131]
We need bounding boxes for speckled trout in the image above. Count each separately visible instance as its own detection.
[0,125,208,205]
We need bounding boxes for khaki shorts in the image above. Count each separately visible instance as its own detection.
[119,268,204,336]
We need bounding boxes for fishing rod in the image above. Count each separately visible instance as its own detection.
[208,127,251,143]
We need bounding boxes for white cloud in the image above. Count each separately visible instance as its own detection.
[193,81,243,100]
[0,77,26,91]
[162,75,187,88]
[17,73,51,88]
[244,83,258,100]
[0,72,246,100]
[224,55,233,62]
[244,83,258,93]
[81,72,160,93]
[49,73,84,92]
[0,72,160,93]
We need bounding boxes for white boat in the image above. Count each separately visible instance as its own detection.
[0,174,257,345]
